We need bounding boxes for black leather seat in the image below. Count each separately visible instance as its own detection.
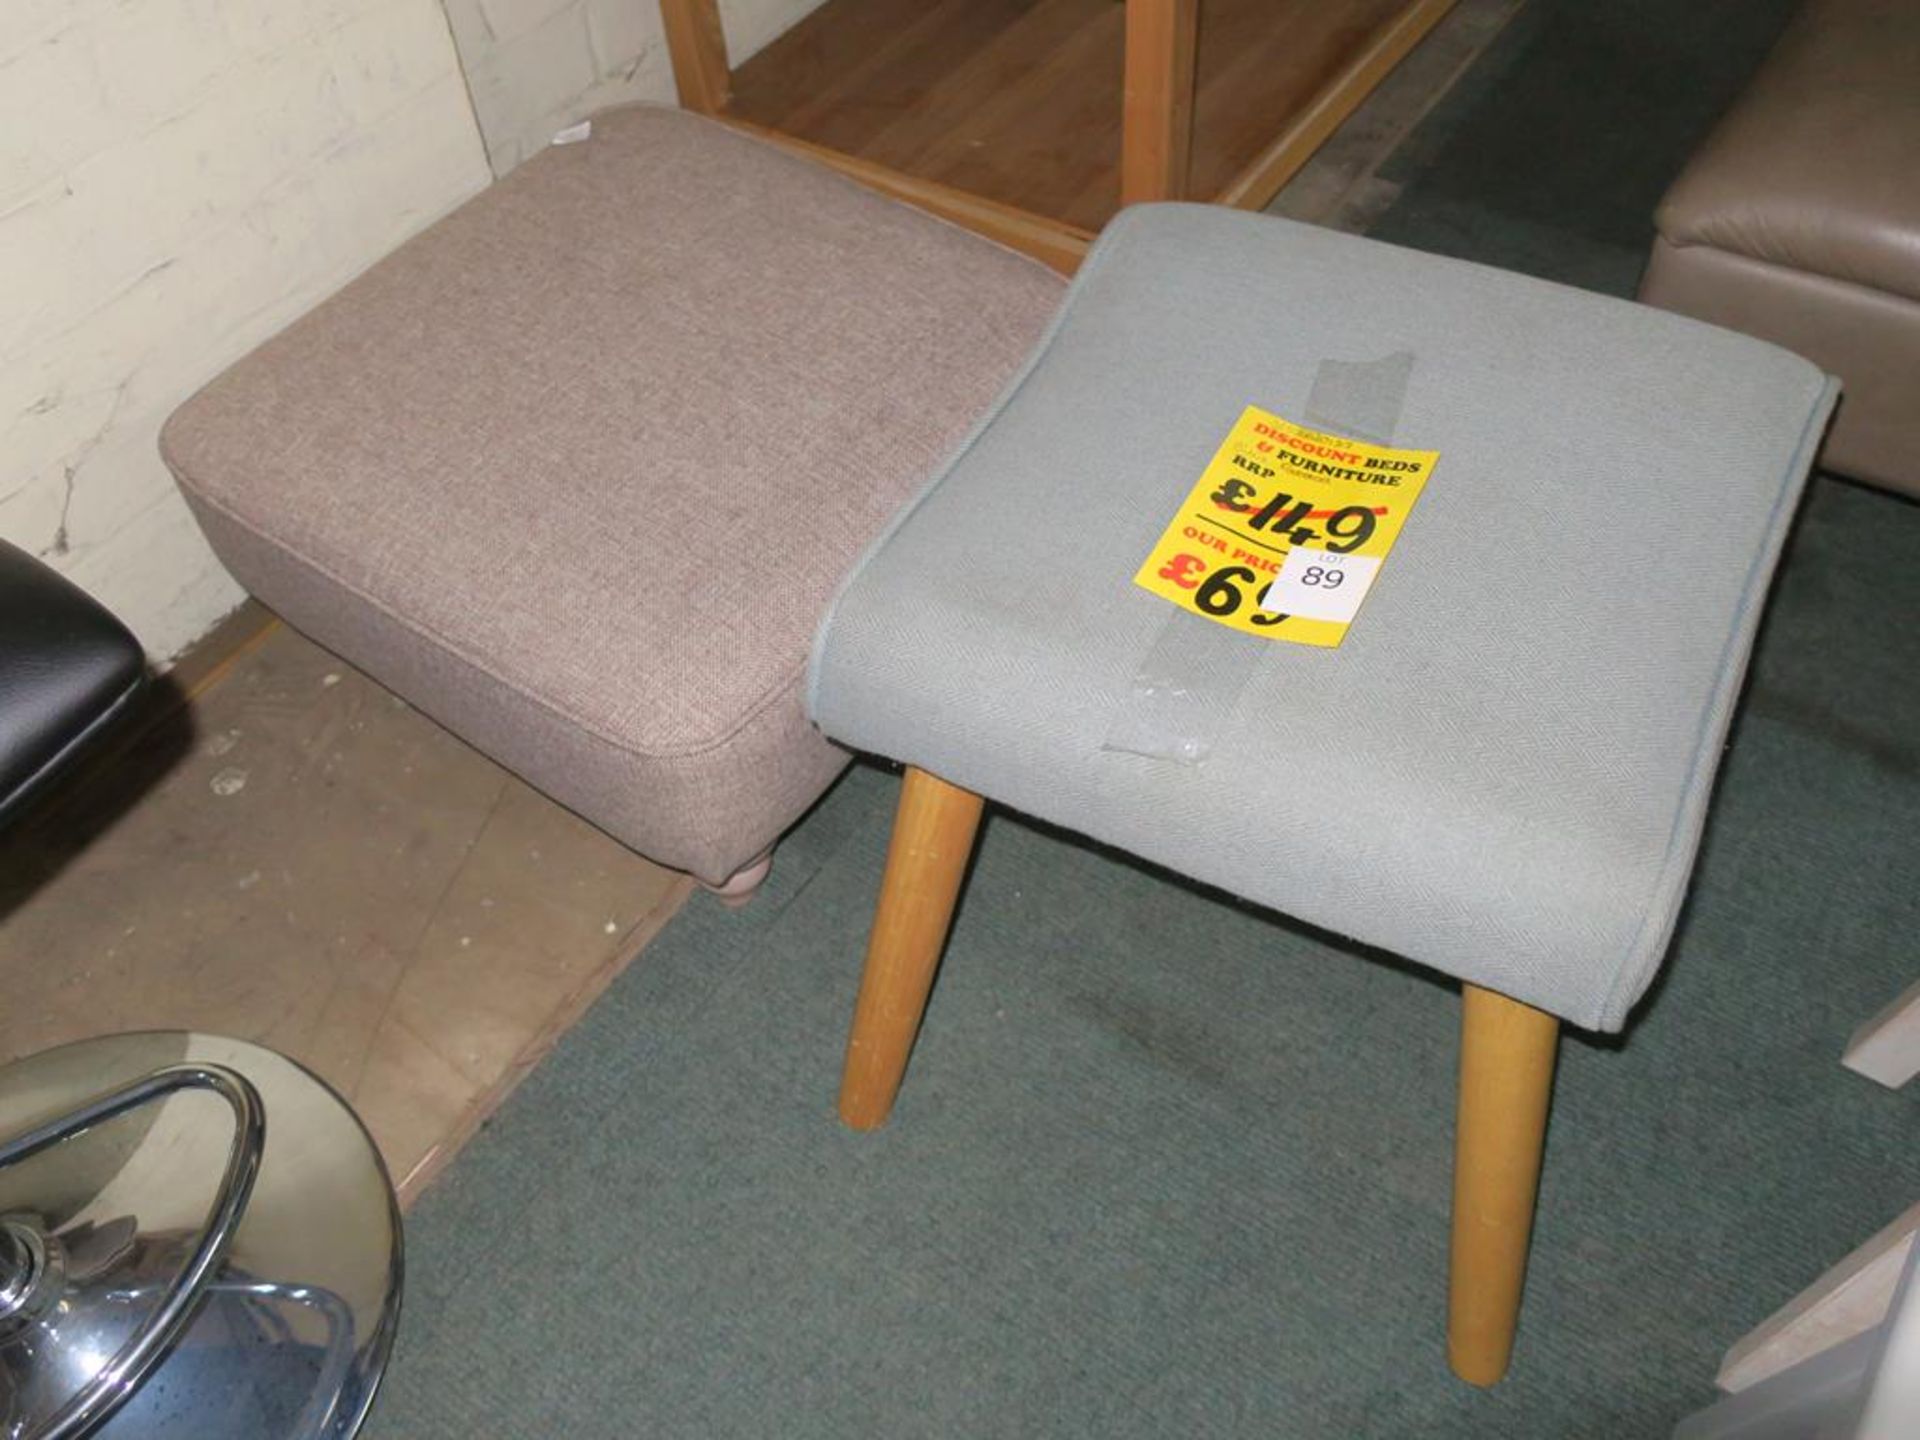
[0,539,146,828]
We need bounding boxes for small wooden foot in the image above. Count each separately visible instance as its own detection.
[838,767,985,1131]
[702,850,773,908]
[1448,984,1560,1386]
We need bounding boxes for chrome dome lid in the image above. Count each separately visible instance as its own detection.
[0,1034,401,1440]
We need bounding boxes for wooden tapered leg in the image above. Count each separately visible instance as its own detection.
[1120,0,1199,206]
[658,0,731,115]
[838,767,985,1131]
[1448,984,1560,1386]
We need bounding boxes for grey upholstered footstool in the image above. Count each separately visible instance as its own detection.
[809,205,1836,1384]
[160,105,1063,892]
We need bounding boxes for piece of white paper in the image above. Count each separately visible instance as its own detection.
[1260,546,1382,623]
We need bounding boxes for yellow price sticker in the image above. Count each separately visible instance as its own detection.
[1132,405,1438,647]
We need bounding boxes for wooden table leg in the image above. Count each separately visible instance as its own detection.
[660,0,731,115]
[839,767,986,1131]
[1448,983,1560,1386]
[1120,0,1199,206]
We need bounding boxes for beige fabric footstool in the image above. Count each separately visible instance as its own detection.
[1639,0,1920,496]
[161,105,1064,888]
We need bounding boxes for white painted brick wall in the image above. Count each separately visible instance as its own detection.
[1,0,492,658]
[443,0,823,175]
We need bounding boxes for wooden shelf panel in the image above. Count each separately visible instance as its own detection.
[725,0,1437,233]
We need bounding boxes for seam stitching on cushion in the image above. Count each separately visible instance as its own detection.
[174,480,820,763]
[1597,370,1839,1029]
[1652,235,1920,311]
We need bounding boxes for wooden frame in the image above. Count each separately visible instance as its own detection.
[1119,0,1200,207]
[1212,0,1457,207]
[720,119,1098,275]
[840,765,1562,1385]
[1842,978,1920,1090]
[658,0,1455,274]
[1682,1226,1920,1439]
[658,0,732,116]
[1718,1202,1920,1394]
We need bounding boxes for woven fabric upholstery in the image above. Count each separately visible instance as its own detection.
[809,205,1836,1031]
[162,104,1064,883]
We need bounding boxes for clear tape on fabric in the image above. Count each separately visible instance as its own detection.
[1101,350,1415,764]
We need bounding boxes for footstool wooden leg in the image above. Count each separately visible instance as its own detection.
[1448,984,1561,1386]
[839,767,986,1131]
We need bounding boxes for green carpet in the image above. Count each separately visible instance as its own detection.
[1368,0,1801,293]
[366,5,1918,1436]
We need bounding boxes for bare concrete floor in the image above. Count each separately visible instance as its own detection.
[0,619,688,1205]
